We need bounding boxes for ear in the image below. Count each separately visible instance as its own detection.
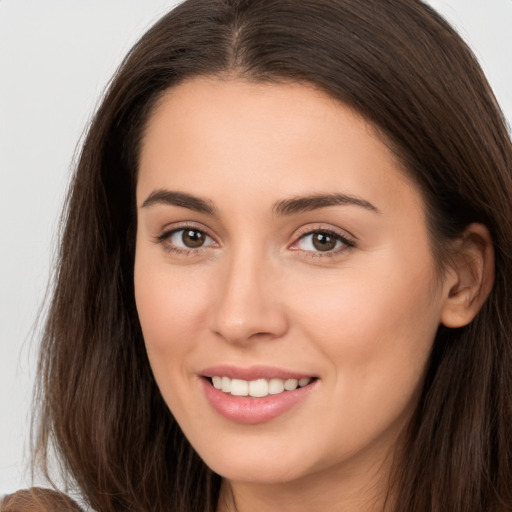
[440,223,494,328]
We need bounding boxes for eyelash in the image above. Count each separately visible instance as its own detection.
[154,225,356,258]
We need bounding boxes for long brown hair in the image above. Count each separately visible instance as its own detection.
[34,1,512,511]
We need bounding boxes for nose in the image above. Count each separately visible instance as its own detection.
[210,250,289,345]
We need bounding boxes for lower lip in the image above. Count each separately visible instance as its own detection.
[201,378,317,424]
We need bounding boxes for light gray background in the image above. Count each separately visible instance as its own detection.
[1,0,511,494]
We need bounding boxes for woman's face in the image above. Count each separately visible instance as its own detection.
[134,78,449,486]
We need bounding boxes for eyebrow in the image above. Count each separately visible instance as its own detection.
[141,189,380,216]
[272,193,380,216]
[141,189,217,215]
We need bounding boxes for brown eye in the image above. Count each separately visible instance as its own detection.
[295,229,352,254]
[312,232,337,251]
[167,228,214,250]
[182,229,206,248]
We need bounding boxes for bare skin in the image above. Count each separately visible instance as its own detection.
[134,78,493,512]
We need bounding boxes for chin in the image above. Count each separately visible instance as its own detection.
[192,434,321,485]
[209,459,308,485]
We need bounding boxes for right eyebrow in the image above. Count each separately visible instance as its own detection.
[140,189,217,216]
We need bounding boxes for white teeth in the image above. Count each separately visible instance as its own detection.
[210,376,313,397]
[268,378,285,395]
[249,379,269,397]
[284,378,298,391]
[230,379,249,396]
[221,376,231,393]
[212,376,222,389]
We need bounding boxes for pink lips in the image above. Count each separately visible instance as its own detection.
[200,365,317,424]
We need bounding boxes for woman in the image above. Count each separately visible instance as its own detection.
[4,0,512,510]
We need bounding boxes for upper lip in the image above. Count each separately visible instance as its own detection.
[200,365,316,381]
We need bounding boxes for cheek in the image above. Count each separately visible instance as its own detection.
[295,253,438,345]
[134,254,216,427]
[134,254,211,364]
[287,248,442,426]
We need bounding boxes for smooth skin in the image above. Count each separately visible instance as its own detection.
[134,78,493,512]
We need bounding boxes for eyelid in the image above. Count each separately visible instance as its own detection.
[156,220,217,239]
[292,223,357,240]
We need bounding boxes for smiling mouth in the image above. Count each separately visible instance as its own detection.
[207,376,316,398]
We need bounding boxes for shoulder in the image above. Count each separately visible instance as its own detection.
[1,488,84,511]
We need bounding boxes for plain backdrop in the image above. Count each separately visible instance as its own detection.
[1,0,511,495]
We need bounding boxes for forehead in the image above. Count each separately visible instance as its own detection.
[137,77,420,217]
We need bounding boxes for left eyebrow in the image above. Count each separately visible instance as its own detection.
[272,193,380,216]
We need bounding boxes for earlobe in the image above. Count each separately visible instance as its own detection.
[440,223,495,328]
